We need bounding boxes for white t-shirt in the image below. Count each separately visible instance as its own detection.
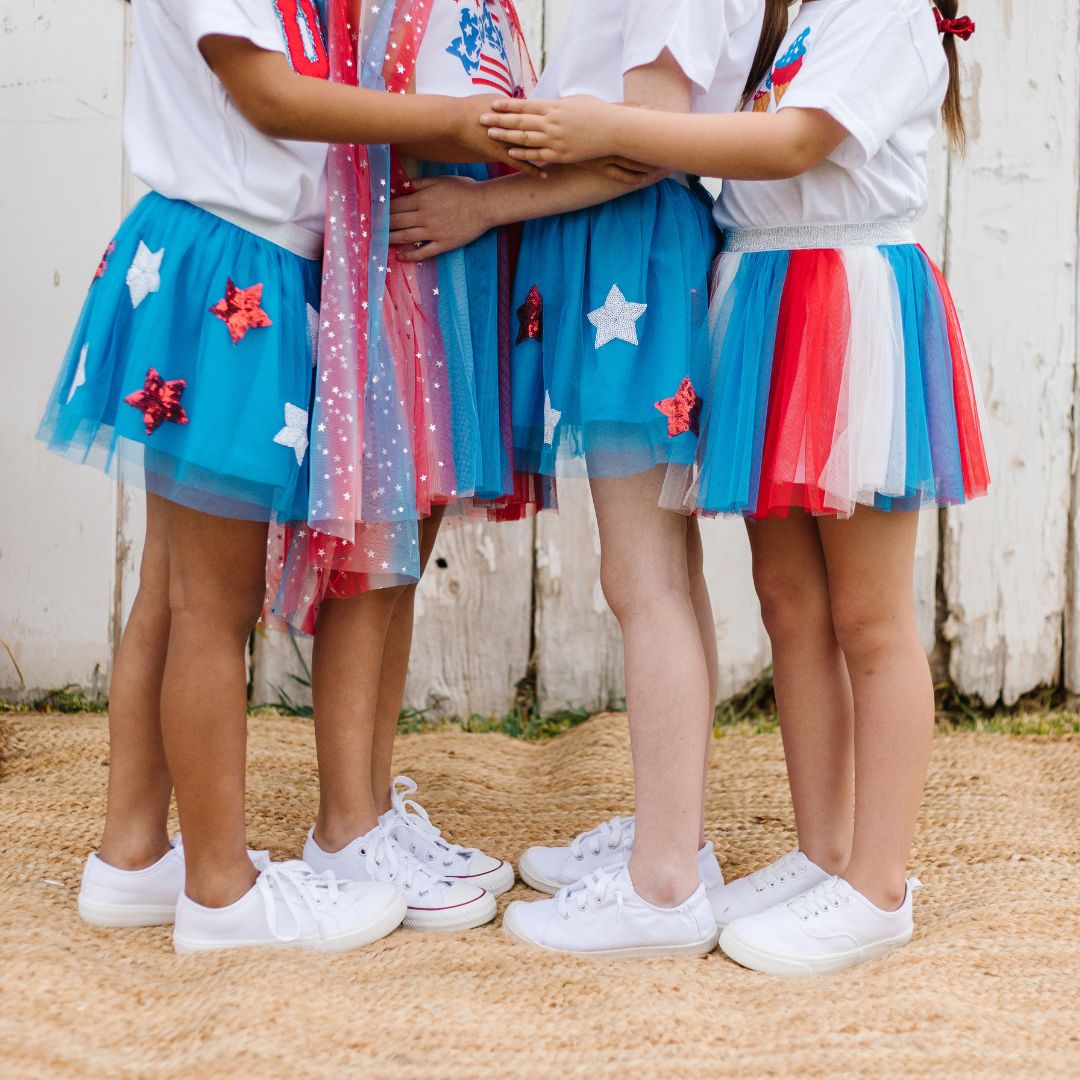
[715,0,948,230]
[415,0,523,98]
[534,0,765,116]
[125,0,330,237]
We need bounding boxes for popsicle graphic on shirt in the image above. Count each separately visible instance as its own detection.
[771,27,811,104]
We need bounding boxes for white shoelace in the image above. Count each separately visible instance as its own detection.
[569,816,635,862]
[787,879,848,921]
[360,822,445,899]
[748,851,808,894]
[388,775,471,872]
[556,867,627,922]
[257,862,341,943]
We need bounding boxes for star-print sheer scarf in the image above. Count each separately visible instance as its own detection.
[268,0,535,634]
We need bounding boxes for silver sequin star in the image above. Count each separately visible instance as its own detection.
[543,391,561,446]
[125,241,164,309]
[273,402,310,465]
[587,284,647,349]
[307,304,320,366]
[67,344,88,404]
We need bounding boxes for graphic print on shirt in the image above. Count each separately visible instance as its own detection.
[273,0,330,79]
[769,27,811,105]
[446,1,518,96]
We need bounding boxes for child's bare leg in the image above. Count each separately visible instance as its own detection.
[818,509,931,909]
[310,584,402,850]
[158,503,268,907]
[748,512,854,873]
[97,492,174,870]
[686,517,717,850]
[370,506,446,816]
[591,468,710,906]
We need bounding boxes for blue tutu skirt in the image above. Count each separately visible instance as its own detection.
[38,192,321,521]
[664,222,991,519]
[511,178,718,484]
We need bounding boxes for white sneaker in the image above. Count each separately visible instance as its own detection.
[78,837,272,928]
[381,775,514,896]
[503,864,720,959]
[710,850,829,928]
[172,861,406,955]
[719,876,922,976]
[519,815,726,906]
[303,823,497,933]
[78,840,185,927]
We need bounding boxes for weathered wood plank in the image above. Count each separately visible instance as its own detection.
[943,0,1080,704]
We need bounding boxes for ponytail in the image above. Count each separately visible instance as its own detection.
[933,1,971,153]
[740,0,797,110]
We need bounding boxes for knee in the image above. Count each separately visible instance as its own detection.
[753,565,830,647]
[168,570,265,637]
[829,596,908,665]
[600,559,688,624]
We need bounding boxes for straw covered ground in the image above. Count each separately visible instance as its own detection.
[1,712,1077,1078]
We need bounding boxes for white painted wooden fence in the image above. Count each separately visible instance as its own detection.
[2,1,1078,713]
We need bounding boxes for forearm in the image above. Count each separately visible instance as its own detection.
[395,136,505,164]
[477,167,659,229]
[607,109,832,181]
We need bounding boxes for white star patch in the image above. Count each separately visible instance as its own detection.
[67,344,88,404]
[273,402,310,465]
[307,304,320,367]
[543,391,561,446]
[125,241,164,309]
[587,284,648,349]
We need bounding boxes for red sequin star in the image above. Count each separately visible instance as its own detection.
[516,284,543,344]
[124,368,189,435]
[95,241,116,281]
[655,377,702,438]
[210,279,273,344]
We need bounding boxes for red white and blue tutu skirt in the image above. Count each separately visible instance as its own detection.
[663,220,990,519]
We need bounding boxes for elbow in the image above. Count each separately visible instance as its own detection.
[769,135,829,180]
[235,83,296,140]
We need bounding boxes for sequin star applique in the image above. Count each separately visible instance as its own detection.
[94,242,116,281]
[126,241,165,308]
[517,284,543,344]
[543,390,561,446]
[587,285,647,349]
[273,402,310,465]
[210,280,273,344]
[655,377,702,437]
[307,303,320,366]
[67,344,88,404]
[124,368,189,435]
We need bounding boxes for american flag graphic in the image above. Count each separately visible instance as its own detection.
[448,0,519,97]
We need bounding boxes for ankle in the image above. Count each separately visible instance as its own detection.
[842,866,908,911]
[801,841,851,877]
[184,860,259,909]
[313,812,379,854]
[98,830,173,872]
[628,856,699,908]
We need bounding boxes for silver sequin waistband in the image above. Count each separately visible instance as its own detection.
[721,220,917,254]
[193,201,324,261]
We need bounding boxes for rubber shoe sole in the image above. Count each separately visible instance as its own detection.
[449,859,515,897]
[517,851,569,895]
[78,896,177,928]
[172,892,408,956]
[502,905,720,960]
[403,889,497,932]
[718,924,913,976]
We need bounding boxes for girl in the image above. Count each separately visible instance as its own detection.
[485,0,989,973]
[266,0,540,934]
[389,0,768,958]
[42,0,524,953]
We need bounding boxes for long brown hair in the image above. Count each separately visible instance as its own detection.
[742,1,967,151]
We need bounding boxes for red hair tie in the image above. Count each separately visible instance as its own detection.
[935,8,976,40]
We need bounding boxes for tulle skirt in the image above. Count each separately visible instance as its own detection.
[663,221,990,519]
[511,178,718,492]
[38,192,322,521]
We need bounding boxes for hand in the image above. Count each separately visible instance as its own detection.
[577,156,669,187]
[389,175,492,262]
[480,95,617,166]
[452,96,548,177]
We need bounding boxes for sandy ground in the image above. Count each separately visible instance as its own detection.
[1,712,1077,1078]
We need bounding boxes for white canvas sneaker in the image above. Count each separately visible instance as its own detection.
[172,861,406,955]
[303,823,497,932]
[380,775,514,895]
[719,876,922,976]
[503,864,720,959]
[710,850,829,928]
[519,816,726,906]
[78,838,272,928]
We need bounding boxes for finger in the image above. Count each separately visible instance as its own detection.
[603,165,649,186]
[507,146,557,165]
[388,210,423,230]
[388,227,430,246]
[482,113,549,133]
[486,97,546,115]
[488,127,551,149]
[396,240,452,263]
[389,194,422,215]
[407,176,444,192]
